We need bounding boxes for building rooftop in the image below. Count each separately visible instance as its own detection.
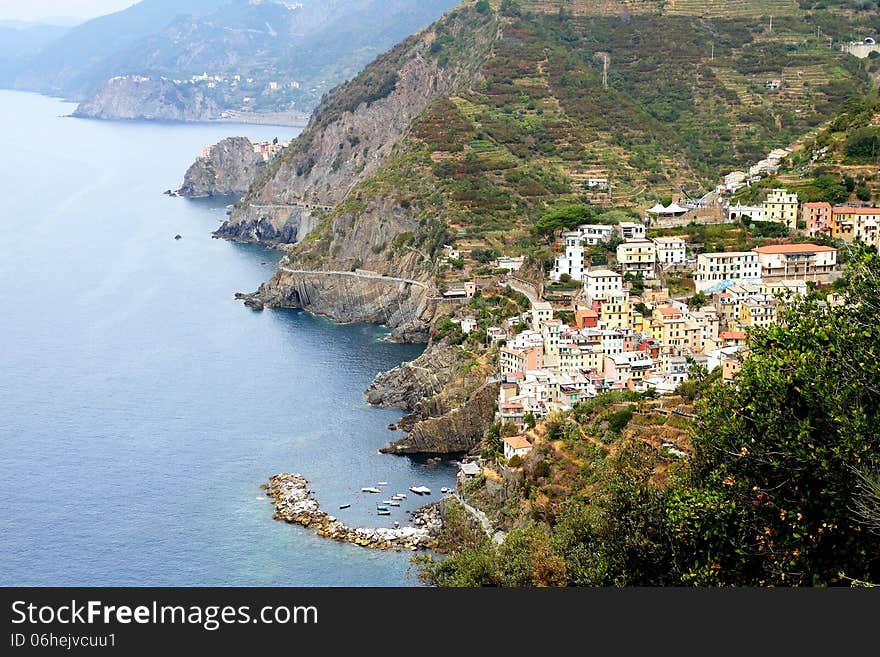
[586,269,621,278]
[503,435,532,450]
[459,462,481,476]
[752,244,836,254]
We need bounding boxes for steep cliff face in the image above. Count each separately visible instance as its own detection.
[384,381,500,455]
[73,76,221,121]
[223,6,498,333]
[366,343,471,409]
[178,137,264,198]
[216,6,497,243]
[377,352,499,455]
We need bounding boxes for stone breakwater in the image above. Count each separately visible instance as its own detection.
[264,473,442,551]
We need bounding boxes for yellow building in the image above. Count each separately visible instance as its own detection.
[615,240,656,276]
[598,293,630,329]
[763,188,799,230]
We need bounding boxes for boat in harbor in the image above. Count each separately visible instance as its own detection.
[377,509,391,516]
[441,487,448,493]
[409,486,431,495]
[339,504,351,509]
[361,487,382,493]
[388,501,400,507]
[376,505,388,511]
[377,481,388,486]
[392,493,407,500]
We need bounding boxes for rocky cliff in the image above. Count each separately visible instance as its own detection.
[73,76,221,122]
[378,351,499,456]
[216,6,496,244]
[222,6,497,337]
[178,137,264,198]
[366,343,471,409]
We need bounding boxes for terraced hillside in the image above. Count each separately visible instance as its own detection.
[230,0,877,319]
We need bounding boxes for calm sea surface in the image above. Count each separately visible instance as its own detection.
[0,91,454,586]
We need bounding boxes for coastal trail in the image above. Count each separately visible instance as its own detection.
[279,267,432,290]
[453,493,506,545]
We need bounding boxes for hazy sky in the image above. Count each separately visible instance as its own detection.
[0,0,137,22]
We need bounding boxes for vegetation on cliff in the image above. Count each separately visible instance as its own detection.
[415,247,880,587]
[251,0,875,288]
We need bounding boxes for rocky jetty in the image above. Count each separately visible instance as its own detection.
[265,473,441,551]
[178,137,264,198]
[74,76,221,122]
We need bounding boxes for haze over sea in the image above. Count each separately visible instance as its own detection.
[0,90,455,586]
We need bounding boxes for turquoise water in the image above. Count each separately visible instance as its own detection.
[0,91,455,586]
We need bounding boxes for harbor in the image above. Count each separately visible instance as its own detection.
[265,473,445,551]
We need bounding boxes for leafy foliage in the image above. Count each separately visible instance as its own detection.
[417,248,880,587]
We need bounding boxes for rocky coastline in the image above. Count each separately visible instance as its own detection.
[177,137,265,198]
[264,473,442,551]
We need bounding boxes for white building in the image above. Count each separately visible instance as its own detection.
[617,222,647,242]
[694,252,761,293]
[503,435,533,461]
[576,223,616,245]
[728,204,766,223]
[551,232,586,281]
[652,236,686,265]
[752,244,838,279]
[584,269,624,302]
[496,256,525,271]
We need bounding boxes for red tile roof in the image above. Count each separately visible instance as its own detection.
[752,244,836,254]
[503,435,532,450]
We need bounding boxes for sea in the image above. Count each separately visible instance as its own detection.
[0,90,456,586]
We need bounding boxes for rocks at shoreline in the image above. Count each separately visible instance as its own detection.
[265,473,442,551]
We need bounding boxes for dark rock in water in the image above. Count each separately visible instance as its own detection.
[387,424,397,431]
[236,292,264,311]
[174,234,182,240]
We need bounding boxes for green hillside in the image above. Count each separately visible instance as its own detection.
[285,0,874,272]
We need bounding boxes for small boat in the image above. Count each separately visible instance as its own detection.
[441,487,449,494]
[339,504,351,509]
[361,487,382,493]
[376,505,388,511]
[382,500,394,505]
[377,509,391,516]
[388,501,400,507]
[394,493,407,500]
[377,481,388,486]
[410,486,431,495]
[387,424,397,431]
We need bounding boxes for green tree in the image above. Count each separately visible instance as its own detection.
[844,126,880,162]
[532,205,594,241]
[672,246,880,586]
[688,292,708,309]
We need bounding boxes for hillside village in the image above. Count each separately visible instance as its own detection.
[439,163,880,466]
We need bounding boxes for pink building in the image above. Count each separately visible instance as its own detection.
[499,402,526,432]
[802,202,832,237]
